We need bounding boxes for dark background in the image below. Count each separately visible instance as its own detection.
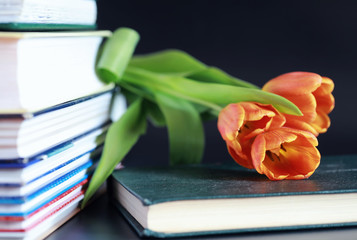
[97,0,356,166]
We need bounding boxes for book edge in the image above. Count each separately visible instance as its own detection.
[112,199,357,238]
[0,30,112,39]
[0,23,97,31]
[0,84,115,118]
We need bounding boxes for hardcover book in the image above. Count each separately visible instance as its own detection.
[0,89,114,160]
[0,0,97,30]
[110,155,357,238]
[0,125,107,183]
[0,30,112,113]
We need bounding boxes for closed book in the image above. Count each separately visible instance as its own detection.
[0,88,114,160]
[0,125,107,184]
[110,155,357,238]
[0,157,95,205]
[0,179,106,240]
[0,0,97,30]
[0,163,94,239]
[0,178,88,219]
[0,192,82,240]
[0,147,101,199]
[0,30,111,113]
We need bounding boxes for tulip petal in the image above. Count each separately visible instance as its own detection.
[218,102,287,171]
[283,128,318,147]
[283,94,317,123]
[283,118,319,136]
[240,102,286,130]
[311,110,331,134]
[263,72,335,136]
[217,103,245,142]
[263,72,320,123]
[251,129,297,172]
[313,77,334,96]
[262,72,322,95]
[315,93,335,114]
[251,128,320,180]
[239,102,276,121]
[227,145,254,169]
[313,77,335,114]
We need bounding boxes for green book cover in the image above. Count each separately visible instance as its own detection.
[110,155,357,238]
[0,23,97,31]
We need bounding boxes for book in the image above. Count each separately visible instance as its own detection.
[0,30,112,113]
[0,192,82,240]
[0,89,114,160]
[110,155,357,238]
[0,147,101,198]
[0,152,101,239]
[0,178,106,240]
[0,0,97,30]
[0,125,107,184]
[0,178,88,219]
[0,163,94,239]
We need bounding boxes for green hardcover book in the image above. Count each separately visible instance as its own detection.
[110,155,357,238]
[0,0,97,31]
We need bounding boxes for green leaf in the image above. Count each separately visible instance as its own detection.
[155,93,204,165]
[128,50,259,117]
[81,99,147,207]
[96,27,140,84]
[119,84,166,127]
[143,100,166,127]
[129,49,258,89]
[120,82,155,103]
[123,66,302,116]
[187,67,259,89]
[129,49,206,75]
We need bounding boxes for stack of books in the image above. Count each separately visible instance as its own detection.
[0,1,119,239]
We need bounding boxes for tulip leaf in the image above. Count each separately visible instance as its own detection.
[119,83,166,127]
[96,28,140,84]
[130,49,258,89]
[144,100,167,127]
[186,67,259,89]
[81,99,147,207]
[155,93,204,165]
[123,66,302,116]
[129,49,206,75]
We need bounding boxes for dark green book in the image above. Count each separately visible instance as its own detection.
[110,155,357,238]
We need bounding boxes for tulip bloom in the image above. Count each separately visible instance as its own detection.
[263,72,335,136]
[251,128,320,180]
[218,102,285,169]
[218,102,321,180]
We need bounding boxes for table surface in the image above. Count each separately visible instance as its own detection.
[45,193,357,240]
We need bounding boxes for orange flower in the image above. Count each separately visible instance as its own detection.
[262,72,335,136]
[217,102,285,169]
[218,102,321,180]
[251,128,320,180]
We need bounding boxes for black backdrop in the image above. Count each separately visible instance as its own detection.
[96,1,356,166]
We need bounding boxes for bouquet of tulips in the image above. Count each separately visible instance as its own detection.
[82,28,334,206]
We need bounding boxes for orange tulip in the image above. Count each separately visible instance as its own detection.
[218,102,321,180]
[251,128,320,180]
[262,72,335,136]
[217,102,285,169]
